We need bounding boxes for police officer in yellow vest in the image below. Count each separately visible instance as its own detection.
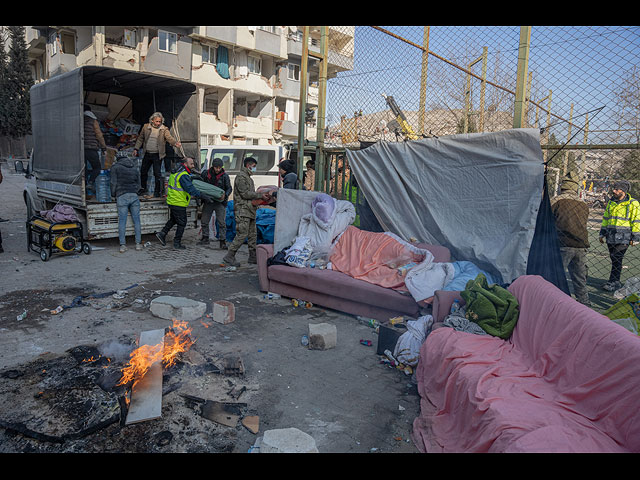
[156,157,204,249]
[599,180,640,291]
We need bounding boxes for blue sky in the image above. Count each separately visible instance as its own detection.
[326,26,640,141]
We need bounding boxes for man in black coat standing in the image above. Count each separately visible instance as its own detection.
[199,158,233,248]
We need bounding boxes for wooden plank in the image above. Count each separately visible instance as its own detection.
[125,328,165,425]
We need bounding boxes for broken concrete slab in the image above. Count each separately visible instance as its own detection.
[260,427,319,453]
[149,296,206,321]
[308,322,337,350]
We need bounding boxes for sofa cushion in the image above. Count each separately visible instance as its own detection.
[267,264,418,312]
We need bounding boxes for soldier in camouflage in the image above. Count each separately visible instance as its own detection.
[223,157,271,266]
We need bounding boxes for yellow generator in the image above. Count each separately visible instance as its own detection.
[27,216,92,261]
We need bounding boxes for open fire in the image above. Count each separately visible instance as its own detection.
[118,319,194,388]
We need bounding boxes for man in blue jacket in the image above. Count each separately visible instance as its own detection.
[156,157,206,249]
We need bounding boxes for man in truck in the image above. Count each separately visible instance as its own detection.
[133,112,182,198]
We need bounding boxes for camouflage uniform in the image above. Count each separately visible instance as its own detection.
[225,167,264,263]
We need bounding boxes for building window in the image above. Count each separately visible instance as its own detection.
[248,55,261,75]
[288,63,300,81]
[202,44,216,64]
[258,26,277,34]
[158,30,177,54]
[49,33,58,56]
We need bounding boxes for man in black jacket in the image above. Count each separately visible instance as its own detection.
[199,158,232,249]
[110,153,142,253]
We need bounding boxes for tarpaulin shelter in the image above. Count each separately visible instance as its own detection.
[345,128,569,292]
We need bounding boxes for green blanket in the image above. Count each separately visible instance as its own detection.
[460,274,520,339]
[192,179,225,201]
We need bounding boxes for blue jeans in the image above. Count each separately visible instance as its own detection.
[117,192,142,245]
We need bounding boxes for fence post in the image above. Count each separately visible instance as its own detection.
[316,26,329,192]
[513,26,532,128]
[297,26,310,188]
[418,26,430,136]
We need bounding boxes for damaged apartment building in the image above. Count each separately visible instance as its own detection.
[22,26,355,148]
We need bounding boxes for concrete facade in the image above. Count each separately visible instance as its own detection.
[22,26,355,150]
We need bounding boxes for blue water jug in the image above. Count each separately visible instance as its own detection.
[95,170,111,203]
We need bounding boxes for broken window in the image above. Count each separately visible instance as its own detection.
[248,55,261,75]
[288,63,300,81]
[158,30,177,54]
[202,44,216,64]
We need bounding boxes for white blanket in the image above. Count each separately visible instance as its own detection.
[297,193,356,256]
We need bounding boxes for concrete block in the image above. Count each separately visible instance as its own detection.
[212,300,235,324]
[149,296,207,321]
[308,322,337,350]
[260,428,319,453]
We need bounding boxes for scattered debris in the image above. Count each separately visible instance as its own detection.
[308,323,337,350]
[212,300,235,324]
[242,415,260,434]
[223,356,245,376]
[16,310,27,321]
[149,296,207,321]
[260,427,319,453]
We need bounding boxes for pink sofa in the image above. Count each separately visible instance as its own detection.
[256,243,451,321]
[412,275,640,453]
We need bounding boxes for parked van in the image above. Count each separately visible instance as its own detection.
[199,144,290,196]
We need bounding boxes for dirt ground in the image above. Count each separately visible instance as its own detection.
[0,160,422,454]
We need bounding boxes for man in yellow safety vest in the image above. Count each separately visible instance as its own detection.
[599,180,640,291]
[155,157,206,249]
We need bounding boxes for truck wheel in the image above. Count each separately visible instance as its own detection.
[40,249,49,262]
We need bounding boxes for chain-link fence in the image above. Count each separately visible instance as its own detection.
[316,25,640,312]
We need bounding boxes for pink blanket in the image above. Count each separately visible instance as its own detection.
[413,275,640,453]
[329,226,428,291]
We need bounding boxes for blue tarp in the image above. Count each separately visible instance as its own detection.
[223,201,275,244]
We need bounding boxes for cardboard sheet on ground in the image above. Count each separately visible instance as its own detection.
[346,128,544,283]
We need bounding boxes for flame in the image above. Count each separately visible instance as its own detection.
[118,319,194,387]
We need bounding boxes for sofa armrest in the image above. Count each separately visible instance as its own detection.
[416,242,451,263]
[432,290,465,323]
[257,244,274,292]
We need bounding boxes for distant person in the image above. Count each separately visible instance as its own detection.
[83,105,107,196]
[304,160,316,191]
[199,158,232,249]
[550,172,591,305]
[223,157,270,266]
[133,112,182,198]
[155,157,205,250]
[110,153,142,253]
[599,180,640,292]
[278,159,299,189]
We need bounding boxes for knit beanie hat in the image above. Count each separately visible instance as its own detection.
[612,180,631,193]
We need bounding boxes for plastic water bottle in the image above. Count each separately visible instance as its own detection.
[450,299,461,315]
[95,170,111,202]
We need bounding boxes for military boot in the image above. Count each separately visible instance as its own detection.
[223,251,240,267]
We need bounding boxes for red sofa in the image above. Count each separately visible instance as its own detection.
[256,243,451,321]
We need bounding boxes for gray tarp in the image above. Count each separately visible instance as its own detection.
[346,128,544,284]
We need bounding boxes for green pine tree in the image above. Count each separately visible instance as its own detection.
[0,29,9,137]
[6,25,33,138]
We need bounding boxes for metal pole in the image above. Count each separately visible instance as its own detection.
[513,26,532,128]
[418,26,430,136]
[479,46,488,132]
[297,26,310,188]
[316,26,329,191]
